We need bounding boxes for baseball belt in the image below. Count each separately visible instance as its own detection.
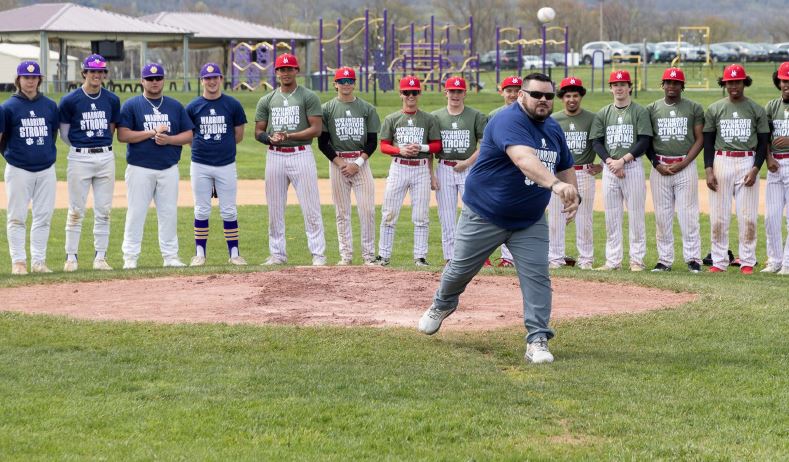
[656,154,685,164]
[74,146,113,154]
[337,151,363,158]
[270,145,307,153]
[440,159,458,167]
[773,153,789,160]
[394,157,427,166]
[715,150,754,157]
[573,163,594,170]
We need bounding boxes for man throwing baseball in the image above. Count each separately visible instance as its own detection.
[374,75,441,266]
[417,73,579,364]
[318,66,380,265]
[186,63,248,267]
[118,63,194,269]
[646,68,704,273]
[59,54,120,272]
[255,53,326,266]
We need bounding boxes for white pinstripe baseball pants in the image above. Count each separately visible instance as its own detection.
[436,161,469,261]
[265,146,326,260]
[764,158,789,268]
[378,159,431,259]
[602,161,646,268]
[709,155,759,269]
[650,163,701,266]
[548,166,595,266]
[330,159,376,262]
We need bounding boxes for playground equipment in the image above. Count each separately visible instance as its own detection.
[317,9,479,92]
[230,40,295,91]
[494,24,569,84]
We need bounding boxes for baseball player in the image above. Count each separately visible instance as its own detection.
[645,68,704,273]
[704,65,769,274]
[762,62,789,274]
[549,76,600,270]
[2,61,59,275]
[432,76,487,263]
[117,63,194,269]
[185,63,248,267]
[373,75,441,266]
[317,66,380,265]
[590,70,653,271]
[486,75,523,267]
[255,53,326,266]
[59,54,120,272]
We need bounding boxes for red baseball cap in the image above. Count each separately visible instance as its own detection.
[722,64,746,81]
[334,66,356,81]
[609,70,631,84]
[399,75,421,91]
[500,75,521,90]
[559,76,584,90]
[445,76,466,90]
[776,62,789,81]
[275,53,299,70]
[662,67,685,82]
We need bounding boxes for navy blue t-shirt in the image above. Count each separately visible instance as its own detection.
[464,103,573,230]
[59,87,121,147]
[185,94,247,166]
[2,93,59,172]
[118,95,194,170]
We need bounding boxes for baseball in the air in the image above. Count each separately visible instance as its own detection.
[537,7,556,23]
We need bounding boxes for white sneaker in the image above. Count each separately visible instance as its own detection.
[64,260,79,272]
[525,338,554,364]
[417,304,456,335]
[190,256,206,267]
[548,261,563,269]
[123,258,137,270]
[778,266,789,275]
[262,256,287,266]
[312,255,327,266]
[93,259,113,271]
[11,261,27,275]
[363,258,377,266]
[630,263,645,272]
[594,264,619,271]
[31,262,53,273]
[337,257,352,266]
[578,263,593,270]
[163,258,187,268]
[228,256,247,266]
[760,262,781,273]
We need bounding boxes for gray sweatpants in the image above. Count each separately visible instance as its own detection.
[432,205,554,343]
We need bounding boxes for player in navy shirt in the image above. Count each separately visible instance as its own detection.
[417,73,581,364]
[2,61,60,275]
[59,54,121,272]
[185,63,248,267]
[117,63,194,269]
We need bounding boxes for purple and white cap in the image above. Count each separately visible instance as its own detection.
[82,54,108,70]
[141,63,165,78]
[200,63,222,79]
[17,60,42,77]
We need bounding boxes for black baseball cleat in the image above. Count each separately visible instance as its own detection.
[414,258,429,267]
[651,263,671,272]
[372,255,390,266]
[687,261,701,273]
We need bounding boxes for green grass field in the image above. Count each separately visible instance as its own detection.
[1,63,788,459]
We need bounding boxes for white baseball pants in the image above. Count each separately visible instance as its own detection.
[436,161,469,261]
[709,155,759,269]
[191,161,238,221]
[548,165,596,266]
[330,158,376,262]
[764,157,789,268]
[378,159,431,259]
[4,164,56,264]
[65,154,115,256]
[122,164,180,261]
[650,161,701,266]
[602,160,646,268]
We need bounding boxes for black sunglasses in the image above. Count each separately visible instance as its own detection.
[144,76,164,82]
[401,90,420,96]
[523,90,555,100]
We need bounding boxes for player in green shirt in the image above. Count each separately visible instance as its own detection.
[590,70,653,272]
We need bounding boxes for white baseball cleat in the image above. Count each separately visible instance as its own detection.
[123,258,137,270]
[577,263,593,270]
[778,266,789,276]
[312,255,327,266]
[760,262,781,273]
[548,261,563,269]
[93,259,113,271]
[64,260,79,272]
[31,262,53,274]
[228,256,247,266]
[417,304,456,335]
[525,338,554,364]
[11,261,27,275]
[163,258,187,268]
[363,257,377,266]
[190,256,206,267]
[262,256,287,266]
[337,257,352,266]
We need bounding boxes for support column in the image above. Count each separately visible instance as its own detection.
[183,35,190,91]
[39,32,49,93]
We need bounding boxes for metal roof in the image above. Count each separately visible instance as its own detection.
[0,3,189,42]
[142,12,314,43]
[0,43,76,60]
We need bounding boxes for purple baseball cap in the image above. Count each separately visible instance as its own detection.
[17,60,42,77]
[200,62,223,79]
[83,54,108,71]
[141,63,165,78]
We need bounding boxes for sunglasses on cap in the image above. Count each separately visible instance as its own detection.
[144,76,164,82]
[523,90,555,100]
[336,78,355,85]
[401,90,420,96]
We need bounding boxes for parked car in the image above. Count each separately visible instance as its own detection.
[522,55,556,69]
[581,41,628,65]
[755,43,789,62]
[546,52,567,66]
[653,41,707,63]
[709,44,738,63]
[716,42,767,62]
[624,42,655,63]
[479,49,521,70]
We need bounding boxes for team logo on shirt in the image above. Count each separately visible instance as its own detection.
[395,125,425,145]
[271,104,300,130]
[19,110,49,146]
[199,107,227,141]
[91,103,97,111]
[440,126,470,153]
[606,122,634,149]
[772,119,789,137]
[732,112,739,118]
[407,118,413,126]
[720,114,752,143]
[29,110,35,117]
[617,116,623,124]
[656,114,688,142]
[80,100,108,138]
[451,122,458,129]
[524,139,559,186]
[784,109,789,119]
[569,122,575,130]
[669,110,676,117]
[333,112,365,141]
[346,110,352,117]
